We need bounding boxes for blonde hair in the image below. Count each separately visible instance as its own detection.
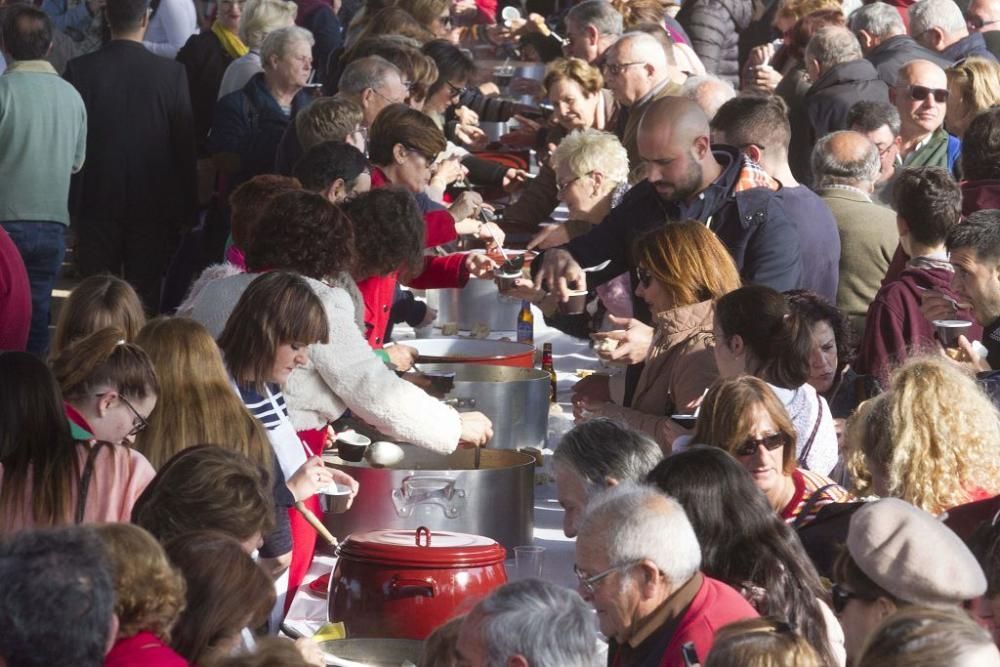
[634,219,742,309]
[856,606,997,667]
[776,0,842,26]
[238,0,297,49]
[850,356,1000,513]
[50,274,146,359]
[705,617,824,667]
[93,523,186,642]
[552,128,630,186]
[395,0,449,30]
[133,317,273,473]
[543,57,604,97]
[947,57,1000,117]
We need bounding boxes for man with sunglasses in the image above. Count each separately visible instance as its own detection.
[890,59,961,173]
[966,0,1000,58]
[910,0,998,62]
[574,485,757,667]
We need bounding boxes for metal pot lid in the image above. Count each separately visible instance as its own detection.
[406,338,534,361]
[339,526,506,567]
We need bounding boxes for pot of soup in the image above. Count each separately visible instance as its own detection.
[328,526,507,639]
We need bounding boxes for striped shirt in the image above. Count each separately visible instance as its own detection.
[238,383,287,431]
[781,468,851,527]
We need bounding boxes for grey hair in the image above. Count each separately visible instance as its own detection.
[805,26,863,69]
[566,0,624,38]
[239,0,298,49]
[472,579,596,667]
[679,74,737,119]
[338,54,402,96]
[260,25,314,67]
[909,0,966,37]
[811,130,881,189]
[552,129,631,186]
[579,483,701,586]
[553,418,662,497]
[848,2,906,39]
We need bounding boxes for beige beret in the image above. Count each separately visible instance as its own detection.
[846,498,986,608]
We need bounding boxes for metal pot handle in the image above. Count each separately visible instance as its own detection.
[387,574,438,599]
[392,475,467,519]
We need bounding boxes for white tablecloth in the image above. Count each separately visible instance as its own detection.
[285,304,606,626]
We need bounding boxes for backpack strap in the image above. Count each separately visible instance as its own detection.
[793,481,840,529]
[75,440,110,524]
[796,396,823,469]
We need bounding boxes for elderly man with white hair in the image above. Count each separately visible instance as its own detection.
[678,74,735,119]
[563,0,624,65]
[909,0,998,61]
[575,484,758,667]
[601,31,682,169]
[849,1,950,86]
[454,579,597,667]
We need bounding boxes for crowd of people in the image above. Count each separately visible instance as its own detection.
[3,0,1000,663]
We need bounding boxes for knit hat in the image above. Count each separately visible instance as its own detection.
[846,498,987,608]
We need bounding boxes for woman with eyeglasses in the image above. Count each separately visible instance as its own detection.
[647,446,844,666]
[570,220,741,451]
[713,284,840,475]
[945,56,1000,139]
[397,0,456,41]
[692,376,849,525]
[0,331,157,533]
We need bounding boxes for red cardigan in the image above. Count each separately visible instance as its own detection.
[360,167,469,347]
[104,632,189,667]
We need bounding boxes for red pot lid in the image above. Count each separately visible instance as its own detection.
[338,527,506,567]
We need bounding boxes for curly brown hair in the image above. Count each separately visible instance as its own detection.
[341,188,426,280]
[94,523,186,642]
[246,190,356,279]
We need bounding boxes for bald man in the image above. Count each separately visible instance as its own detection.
[890,60,961,172]
[534,96,801,399]
[603,32,682,168]
[965,0,1000,58]
[812,131,898,337]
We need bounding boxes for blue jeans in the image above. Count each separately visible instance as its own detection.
[0,222,66,356]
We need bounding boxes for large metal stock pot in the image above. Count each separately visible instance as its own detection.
[328,526,507,639]
[417,362,549,450]
[406,337,535,368]
[425,278,523,334]
[322,445,534,551]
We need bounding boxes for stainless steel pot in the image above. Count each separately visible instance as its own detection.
[318,638,423,666]
[323,445,535,552]
[417,363,549,450]
[425,276,521,331]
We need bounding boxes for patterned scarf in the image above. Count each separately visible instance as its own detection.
[212,20,249,60]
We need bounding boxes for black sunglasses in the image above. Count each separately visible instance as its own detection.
[905,84,949,103]
[636,266,653,287]
[831,583,867,614]
[734,432,789,457]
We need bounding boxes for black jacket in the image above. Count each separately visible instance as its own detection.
[866,34,950,86]
[177,31,234,156]
[676,0,752,85]
[540,147,802,322]
[943,32,999,63]
[806,59,889,141]
[64,40,197,227]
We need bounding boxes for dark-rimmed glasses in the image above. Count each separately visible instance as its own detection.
[734,431,789,457]
[903,84,949,103]
[97,392,148,437]
[573,562,638,595]
[965,13,1000,30]
[445,80,466,98]
[831,583,868,614]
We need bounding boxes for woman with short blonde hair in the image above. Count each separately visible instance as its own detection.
[945,56,1000,138]
[849,356,1000,514]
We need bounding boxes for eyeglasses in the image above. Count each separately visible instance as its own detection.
[371,86,407,106]
[444,80,466,98]
[573,562,637,595]
[97,392,148,437]
[556,171,591,194]
[601,61,645,76]
[874,142,895,158]
[636,266,653,287]
[831,583,868,614]
[902,84,949,103]
[403,144,438,165]
[734,431,789,457]
[965,14,1000,30]
[438,13,453,26]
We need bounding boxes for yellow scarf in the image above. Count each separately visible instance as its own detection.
[212,20,249,59]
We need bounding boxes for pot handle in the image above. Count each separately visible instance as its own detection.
[392,475,467,519]
[388,575,438,599]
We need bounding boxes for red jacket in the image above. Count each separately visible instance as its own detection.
[0,226,30,352]
[104,632,189,667]
[609,575,759,667]
[362,167,469,347]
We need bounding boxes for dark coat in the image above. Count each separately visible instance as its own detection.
[943,32,998,63]
[209,72,312,191]
[777,66,815,185]
[295,0,342,87]
[806,58,889,141]
[866,34,951,86]
[775,184,840,303]
[676,0,752,85]
[177,31,234,156]
[64,39,197,227]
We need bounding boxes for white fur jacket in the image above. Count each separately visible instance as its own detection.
[188,272,462,453]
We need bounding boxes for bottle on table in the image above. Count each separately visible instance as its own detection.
[541,342,556,403]
[517,300,534,344]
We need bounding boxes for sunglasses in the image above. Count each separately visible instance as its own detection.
[904,84,949,103]
[636,266,653,287]
[734,431,789,457]
[831,583,868,614]
[965,14,1000,29]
